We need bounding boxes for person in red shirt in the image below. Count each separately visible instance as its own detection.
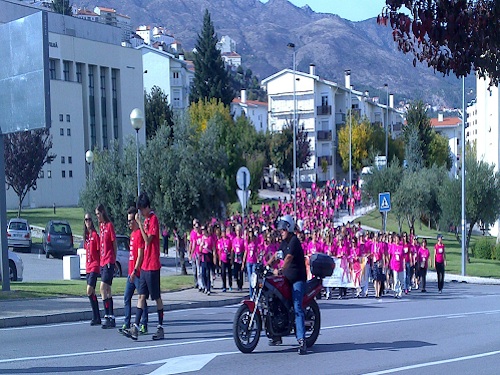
[119,207,148,335]
[95,204,117,329]
[433,235,446,293]
[84,213,101,326]
[129,192,165,341]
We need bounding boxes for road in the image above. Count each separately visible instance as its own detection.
[1,282,500,374]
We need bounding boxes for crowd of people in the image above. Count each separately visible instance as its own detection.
[183,183,446,300]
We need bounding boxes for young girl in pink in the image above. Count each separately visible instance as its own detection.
[433,235,446,293]
[417,238,430,292]
[217,226,233,292]
[231,224,245,291]
[389,235,404,299]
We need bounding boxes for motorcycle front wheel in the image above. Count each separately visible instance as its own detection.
[233,304,262,353]
[304,299,321,348]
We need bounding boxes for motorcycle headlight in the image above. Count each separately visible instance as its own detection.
[250,272,258,288]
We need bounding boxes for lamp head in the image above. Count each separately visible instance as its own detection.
[130,108,144,131]
[85,150,94,164]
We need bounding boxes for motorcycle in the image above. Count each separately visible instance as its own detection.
[233,253,334,353]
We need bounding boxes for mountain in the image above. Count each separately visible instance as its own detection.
[80,0,473,107]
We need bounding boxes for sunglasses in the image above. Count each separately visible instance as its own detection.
[84,218,92,222]
[128,219,134,223]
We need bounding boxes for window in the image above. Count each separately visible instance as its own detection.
[76,63,82,83]
[63,61,70,81]
[69,170,73,178]
[49,59,56,80]
[60,128,64,136]
[67,128,71,136]
[173,71,179,79]
[68,156,72,164]
[59,114,63,122]
[47,170,52,178]
[61,156,65,164]
[66,114,70,122]
[62,170,66,178]
[39,171,44,179]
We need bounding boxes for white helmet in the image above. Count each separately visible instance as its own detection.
[277,215,295,233]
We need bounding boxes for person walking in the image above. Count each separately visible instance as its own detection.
[119,207,148,335]
[128,192,165,341]
[243,229,259,297]
[189,220,203,291]
[418,238,430,292]
[433,235,446,293]
[390,234,404,299]
[217,226,233,292]
[232,224,245,291]
[95,204,117,329]
[174,227,188,275]
[83,213,101,326]
[200,225,214,295]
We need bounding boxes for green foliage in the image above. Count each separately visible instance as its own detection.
[404,126,423,172]
[403,100,433,167]
[229,66,267,102]
[51,0,72,15]
[190,10,234,106]
[362,159,403,204]
[437,176,461,231]
[428,131,453,170]
[494,243,500,261]
[471,237,494,260]
[144,86,174,140]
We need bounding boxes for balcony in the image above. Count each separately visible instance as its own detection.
[335,112,346,125]
[317,155,333,166]
[316,105,332,116]
[317,130,332,141]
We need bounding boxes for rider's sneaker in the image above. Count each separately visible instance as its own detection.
[268,337,282,346]
[139,324,148,335]
[129,324,139,340]
[152,326,164,340]
[298,339,307,355]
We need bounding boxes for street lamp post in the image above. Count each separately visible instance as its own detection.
[345,69,352,197]
[287,42,298,217]
[384,83,389,164]
[85,150,94,180]
[461,77,466,276]
[130,108,144,197]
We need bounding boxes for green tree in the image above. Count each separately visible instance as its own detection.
[337,116,374,172]
[51,0,72,15]
[4,129,56,217]
[428,131,453,170]
[403,100,433,167]
[393,170,430,232]
[144,86,174,140]
[190,10,234,106]
[404,126,423,172]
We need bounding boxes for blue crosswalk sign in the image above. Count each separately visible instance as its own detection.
[379,192,391,212]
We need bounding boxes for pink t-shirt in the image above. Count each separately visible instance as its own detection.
[232,237,245,264]
[435,243,445,263]
[217,237,232,263]
[390,244,404,272]
[245,239,258,264]
[371,242,383,262]
[418,246,430,269]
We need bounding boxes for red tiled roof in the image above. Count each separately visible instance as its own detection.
[77,9,98,16]
[430,116,462,127]
[232,98,267,107]
[96,6,116,13]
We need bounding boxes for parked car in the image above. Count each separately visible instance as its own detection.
[42,220,75,258]
[0,250,24,282]
[76,234,130,277]
[7,218,32,252]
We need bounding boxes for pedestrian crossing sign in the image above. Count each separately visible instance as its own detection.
[379,192,391,212]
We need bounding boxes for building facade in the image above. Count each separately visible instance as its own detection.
[231,90,268,132]
[262,65,404,184]
[430,115,462,177]
[2,1,144,209]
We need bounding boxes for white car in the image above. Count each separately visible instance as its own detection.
[0,250,24,282]
[77,235,130,277]
[7,218,32,251]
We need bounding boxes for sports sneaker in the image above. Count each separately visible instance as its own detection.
[268,337,282,346]
[298,339,307,355]
[222,288,227,292]
[90,318,101,326]
[139,324,148,335]
[118,324,129,334]
[101,317,116,329]
[129,324,139,340]
[152,326,164,340]
[228,287,232,292]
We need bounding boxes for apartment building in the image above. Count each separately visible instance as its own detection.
[231,90,268,132]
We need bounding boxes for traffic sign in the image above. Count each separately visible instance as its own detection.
[237,189,251,211]
[379,192,391,212]
[236,167,250,190]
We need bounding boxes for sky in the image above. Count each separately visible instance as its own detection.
[266,0,388,21]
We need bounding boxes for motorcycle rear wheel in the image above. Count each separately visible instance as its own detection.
[304,299,321,348]
[233,304,262,353]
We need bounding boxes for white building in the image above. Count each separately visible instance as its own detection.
[262,65,404,184]
[217,35,236,54]
[93,6,131,43]
[231,89,268,132]
[2,1,144,209]
[136,25,175,47]
[430,114,462,177]
[138,45,193,111]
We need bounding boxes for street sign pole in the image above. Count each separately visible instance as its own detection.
[379,192,391,234]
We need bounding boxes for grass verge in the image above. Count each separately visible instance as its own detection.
[9,207,85,237]
[0,275,193,300]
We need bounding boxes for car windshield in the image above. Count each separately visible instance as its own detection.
[51,224,71,235]
[9,222,27,231]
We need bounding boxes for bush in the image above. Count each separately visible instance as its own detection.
[471,237,494,259]
[494,243,500,261]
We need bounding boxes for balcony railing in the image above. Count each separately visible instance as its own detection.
[316,105,332,116]
[317,130,332,141]
[318,155,333,166]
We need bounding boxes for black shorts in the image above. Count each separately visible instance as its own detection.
[86,272,99,288]
[100,263,115,286]
[139,269,161,301]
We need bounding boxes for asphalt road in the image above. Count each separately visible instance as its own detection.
[1,282,500,374]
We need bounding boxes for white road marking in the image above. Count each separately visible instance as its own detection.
[145,352,238,375]
[1,309,499,365]
[362,349,500,375]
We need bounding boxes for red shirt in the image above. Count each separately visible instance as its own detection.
[129,228,145,276]
[435,243,445,264]
[85,230,100,274]
[99,221,116,266]
[142,211,161,271]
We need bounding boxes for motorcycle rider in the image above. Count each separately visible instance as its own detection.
[271,214,308,355]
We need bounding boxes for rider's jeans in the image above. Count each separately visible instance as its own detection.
[292,280,306,341]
